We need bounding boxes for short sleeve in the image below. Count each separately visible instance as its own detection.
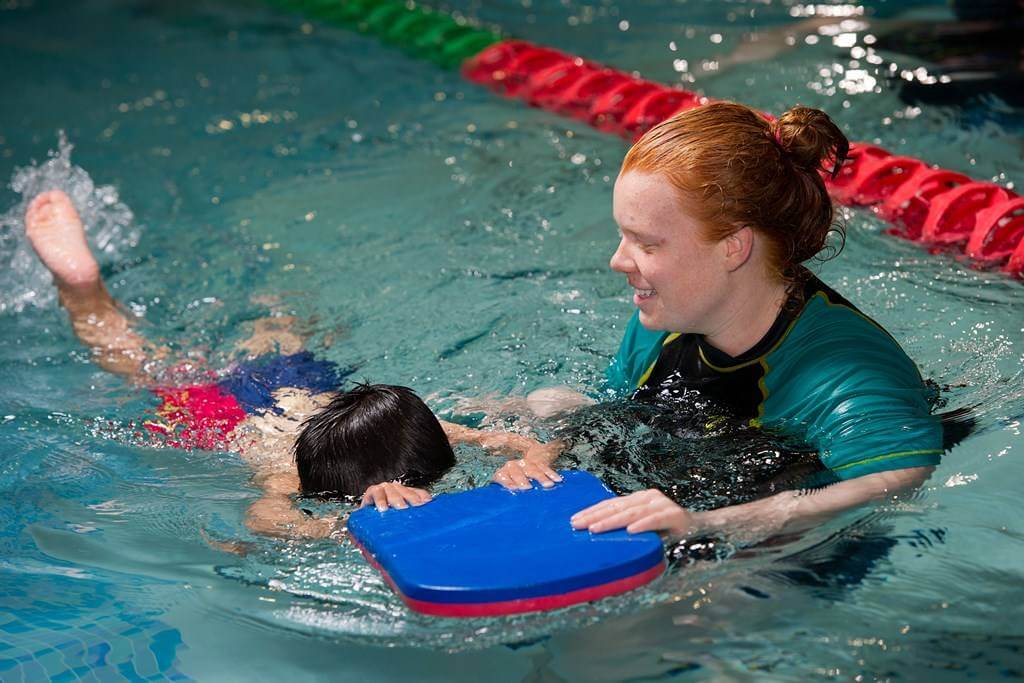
[760,294,945,481]
[792,350,943,480]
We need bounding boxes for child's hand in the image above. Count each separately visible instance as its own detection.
[360,482,433,511]
[493,458,563,491]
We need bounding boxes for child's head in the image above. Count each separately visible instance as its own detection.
[620,101,849,286]
[293,383,455,497]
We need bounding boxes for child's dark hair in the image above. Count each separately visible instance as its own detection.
[293,383,455,497]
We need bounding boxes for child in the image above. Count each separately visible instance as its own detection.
[24,190,560,540]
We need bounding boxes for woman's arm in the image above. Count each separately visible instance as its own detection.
[523,387,597,418]
[570,466,934,545]
[454,387,596,422]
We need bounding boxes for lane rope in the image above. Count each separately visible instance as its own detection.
[277,1,1024,276]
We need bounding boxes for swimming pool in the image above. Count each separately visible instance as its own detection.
[1,0,1022,679]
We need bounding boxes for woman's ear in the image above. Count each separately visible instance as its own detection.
[722,225,755,271]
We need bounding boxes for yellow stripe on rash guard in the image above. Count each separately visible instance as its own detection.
[636,332,682,388]
[831,449,944,473]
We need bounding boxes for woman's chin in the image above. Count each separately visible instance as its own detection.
[637,308,665,331]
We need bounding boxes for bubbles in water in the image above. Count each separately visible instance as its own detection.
[0,132,140,313]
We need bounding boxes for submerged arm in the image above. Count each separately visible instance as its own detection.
[440,420,566,489]
[439,420,558,457]
[453,387,596,422]
[692,466,933,542]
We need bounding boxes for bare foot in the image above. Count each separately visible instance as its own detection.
[26,189,152,379]
[25,190,100,291]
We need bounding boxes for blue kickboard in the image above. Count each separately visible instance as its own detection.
[347,470,665,606]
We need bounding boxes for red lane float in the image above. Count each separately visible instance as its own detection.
[463,40,1022,276]
[463,40,709,141]
[877,168,971,239]
[967,196,1024,263]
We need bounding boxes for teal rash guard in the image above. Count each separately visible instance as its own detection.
[606,276,944,481]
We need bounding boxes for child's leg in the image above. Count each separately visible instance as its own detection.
[26,190,151,378]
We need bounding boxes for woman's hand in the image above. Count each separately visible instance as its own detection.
[493,458,563,491]
[570,489,698,541]
[360,482,433,511]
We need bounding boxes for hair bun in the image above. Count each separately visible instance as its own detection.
[771,106,849,179]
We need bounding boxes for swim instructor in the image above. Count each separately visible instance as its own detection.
[495,102,953,543]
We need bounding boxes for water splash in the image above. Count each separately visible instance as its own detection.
[0,132,139,313]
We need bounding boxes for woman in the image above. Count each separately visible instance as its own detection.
[495,102,951,544]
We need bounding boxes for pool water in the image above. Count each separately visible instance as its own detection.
[1,0,1022,680]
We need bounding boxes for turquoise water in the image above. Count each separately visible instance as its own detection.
[1,0,1023,680]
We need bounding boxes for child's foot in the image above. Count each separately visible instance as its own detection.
[25,190,151,378]
[25,190,100,291]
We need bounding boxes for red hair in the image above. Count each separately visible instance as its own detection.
[621,102,849,286]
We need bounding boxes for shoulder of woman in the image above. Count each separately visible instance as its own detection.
[768,295,924,390]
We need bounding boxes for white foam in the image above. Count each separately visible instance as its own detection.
[0,132,140,313]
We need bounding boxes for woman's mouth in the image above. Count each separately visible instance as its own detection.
[633,287,656,303]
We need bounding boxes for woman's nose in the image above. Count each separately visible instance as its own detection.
[609,238,634,274]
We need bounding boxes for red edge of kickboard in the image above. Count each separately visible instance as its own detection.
[351,536,666,618]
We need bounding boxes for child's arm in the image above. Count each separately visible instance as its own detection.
[440,421,564,462]
[440,420,566,489]
[244,471,435,533]
[440,420,544,455]
[244,471,340,540]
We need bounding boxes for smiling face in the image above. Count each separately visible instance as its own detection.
[610,171,734,334]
